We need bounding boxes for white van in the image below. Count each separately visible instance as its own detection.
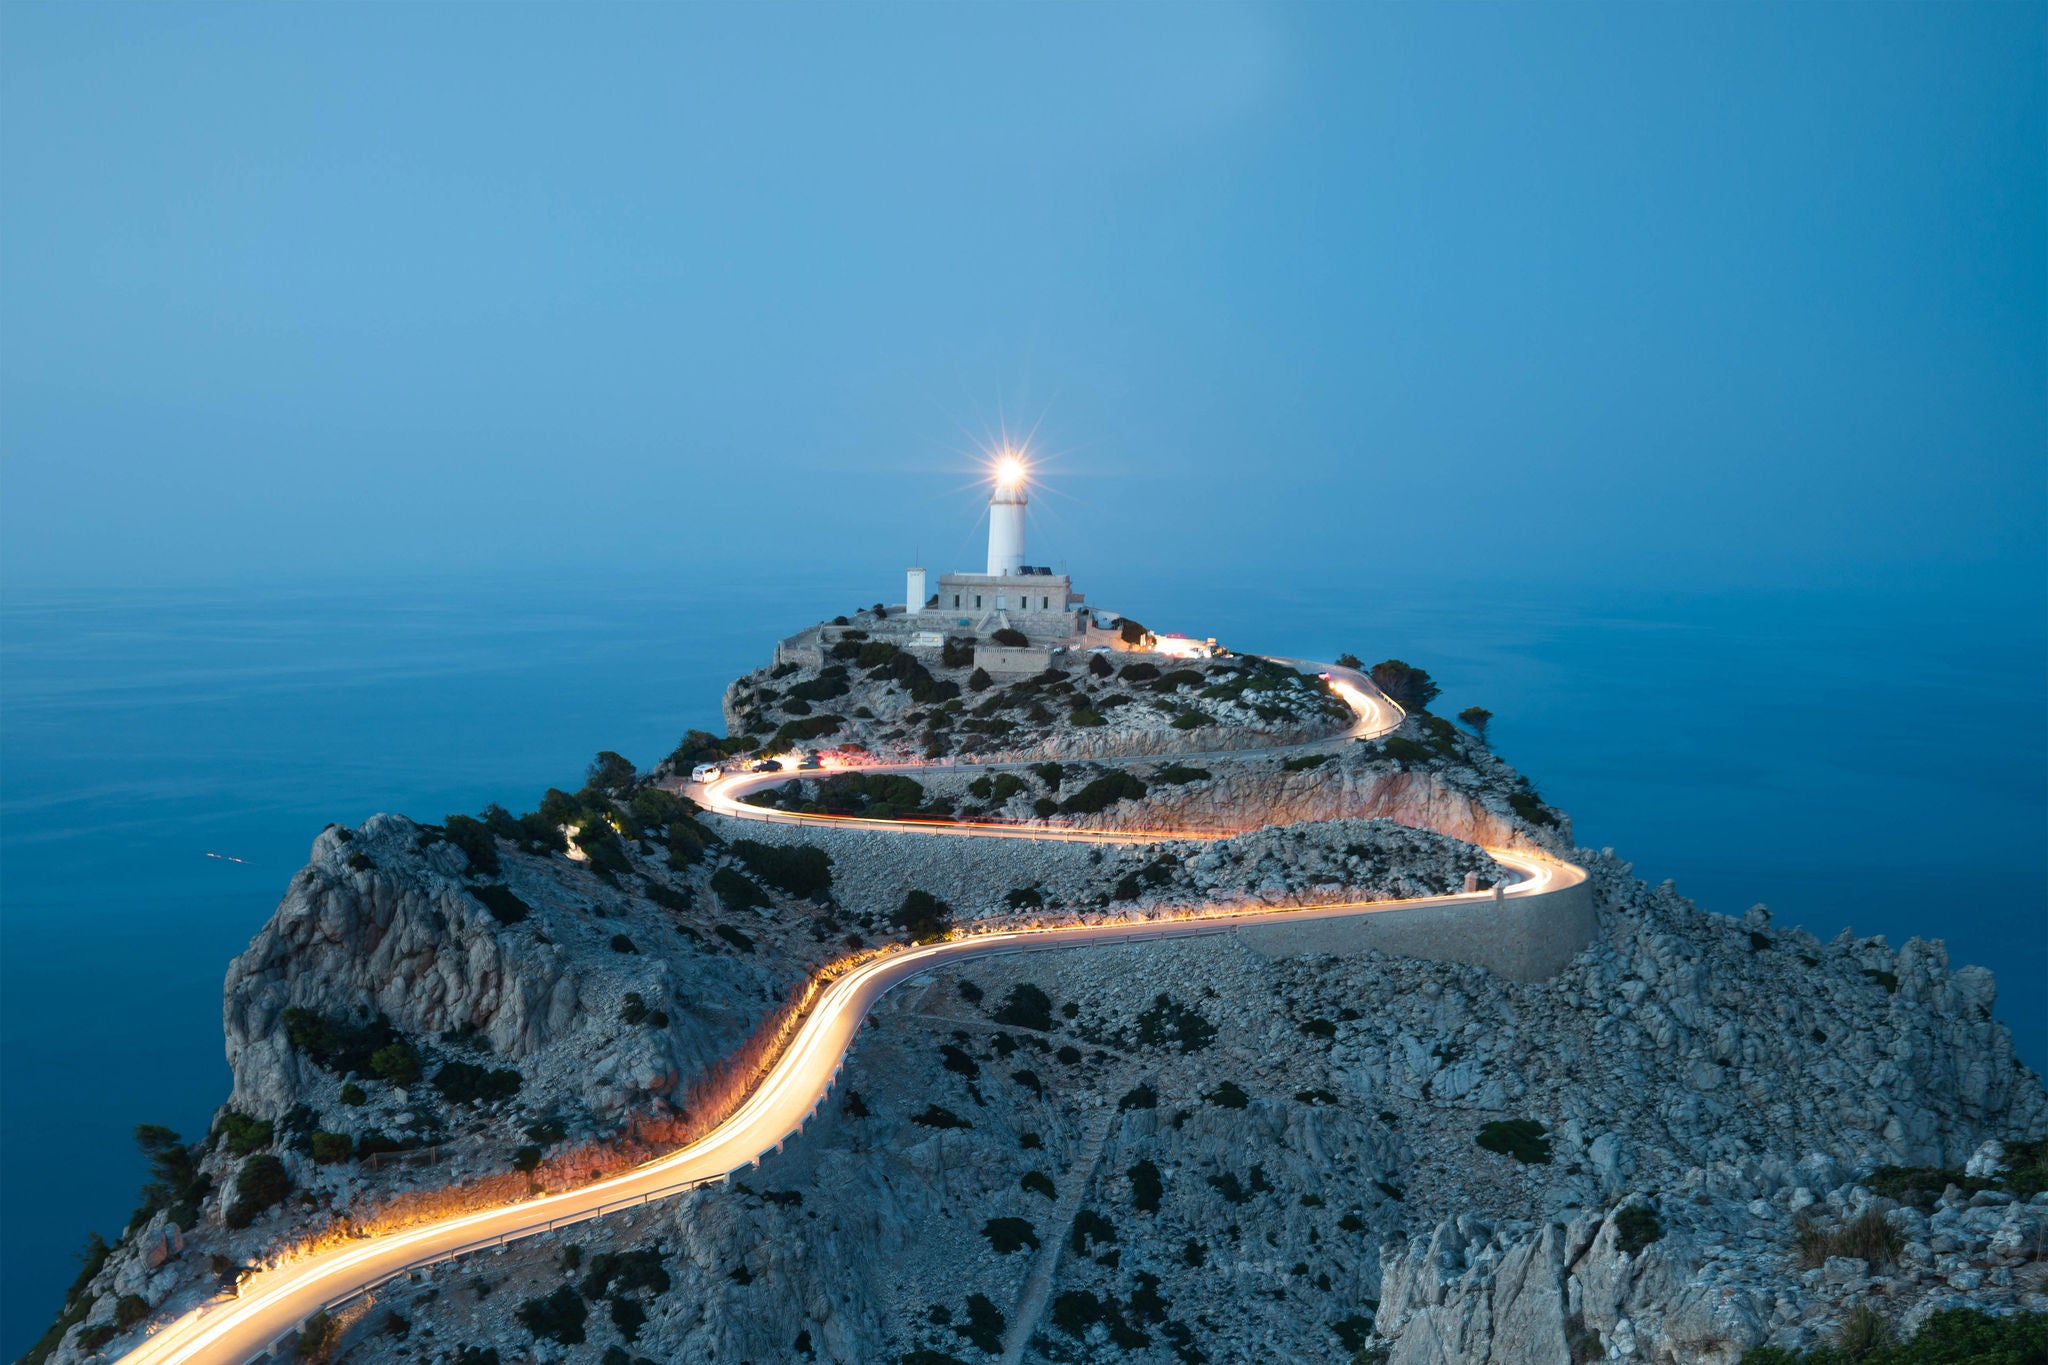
[689,763,723,784]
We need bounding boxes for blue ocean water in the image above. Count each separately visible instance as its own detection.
[2,575,2041,1351]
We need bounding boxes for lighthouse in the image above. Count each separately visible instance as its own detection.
[987,455,1028,576]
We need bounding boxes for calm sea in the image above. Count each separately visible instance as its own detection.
[3,575,2041,1350]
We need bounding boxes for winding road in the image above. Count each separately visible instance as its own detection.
[114,661,1585,1365]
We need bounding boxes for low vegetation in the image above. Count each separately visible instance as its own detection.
[1739,1308,2045,1364]
[1476,1118,1552,1164]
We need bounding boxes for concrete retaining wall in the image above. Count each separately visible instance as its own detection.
[1233,879,1598,982]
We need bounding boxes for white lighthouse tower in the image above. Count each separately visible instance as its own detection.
[987,456,1028,575]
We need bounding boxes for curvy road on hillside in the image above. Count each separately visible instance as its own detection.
[116,661,1585,1365]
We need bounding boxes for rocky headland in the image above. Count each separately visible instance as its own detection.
[28,636,2046,1365]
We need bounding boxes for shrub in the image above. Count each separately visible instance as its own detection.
[516,1286,588,1345]
[1119,661,1159,684]
[224,1154,290,1228]
[297,1311,340,1364]
[710,866,768,912]
[1614,1204,1663,1254]
[941,637,976,668]
[1088,652,1113,677]
[714,924,756,953]
[310,1131,354,1164]
[1119,1083,1158,1110]
[1134,994,1218,1053]
[1458,706,1492,740]
[434,1061,522,1105]
[1154,764,1210,785]
[610,1298,647,1342]
[1205,1081,1249,1109]
[1207,1172,1248,1204]
[992,983,1055,1032]
[967,667,993,692]
[370,1042,423,1085]
[1005,886,1044,909]
[893,889,952,942]
[114,1293,150,1329]
[282,1008,403,1076]
[981,1217,1038,1255]
[610,934,637,954]
[469,883,532,926]
[1476,1119,1552,1164]
[1010,1069,1043,1096]
[1059,772,1147,815]
[1507,790,1559,828]
[732,840,833,899]
[442,814,501,876]
[1793,1208,1902,1269]
[1021,1171,1056,1199]
[956,1294,1006,1354]
[1376,736,1437,768]
[990,628,1028,647]
[911,1105,969,1129]
[1368,660,1441,710]
[217,1111,273,1157]
[1862,968,1900,993]
[339,1083,366,1106]
[1072,1208,1116,1253]
[1170,710,1215,730]
[1069,708,1106,727]
[1129,1159,1163,1212]
[1283,753,1331,772]
[581,1247,671,1297]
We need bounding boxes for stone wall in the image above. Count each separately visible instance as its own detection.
[1234,876,1599,982]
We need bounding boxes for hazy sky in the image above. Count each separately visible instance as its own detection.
[3,3,2041,602]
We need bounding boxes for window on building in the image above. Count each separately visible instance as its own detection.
[953,595,960,608]
[1041,596,1049,609]
[975,595,982,608]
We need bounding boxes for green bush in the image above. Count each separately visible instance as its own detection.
[469,883,532,926]
[310,1131,354,1164]
[282,1008,406,1077]
[1283,753,1331,772]
[956,1294,1006,1354]
[981,1217,1039,1255]
[1377,736,1437,768]
[217,1111,273,1156]
[1476,1118,1552,1164]
[1119,1084,1157,1110]
[1021,1171,1056,1199]
[516,1286,588,1345]
[710,866,768,912]
[1153,764,1210,785]
[1059,771,1147,814]
[1134,994,1218,1053]
[1170,710,1215,730]
[1738,1308,2046,1364]
[1005,886,1044,909]
[114,1293,150,1329]
[732,840,833,899]
[224,1154,290,1228]
[1794,1208,1902,1269]
[609,933,637,954]
[339,1083,366,1106]
[1507,791,1559,828]
[582,1247,671,1297]
[715,924,756,953]
[990,628,1028,647]
[1458,706,1492,740]
[370,1042,423,1085]
[1614,1204,1662,1253]
[441,814,501,876]
[992,983,1054,1031]
[1119,661,1160,682]
[1205,1081,1249,1109]
[912,1105,970,1129]
[893,889,952,942]
[1129,1159,1163,1212]
[433,1061,522,1105]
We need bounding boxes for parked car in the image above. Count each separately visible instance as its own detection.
[689,763,723,784]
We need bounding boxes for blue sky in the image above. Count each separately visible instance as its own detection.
[2,3,2042,603]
